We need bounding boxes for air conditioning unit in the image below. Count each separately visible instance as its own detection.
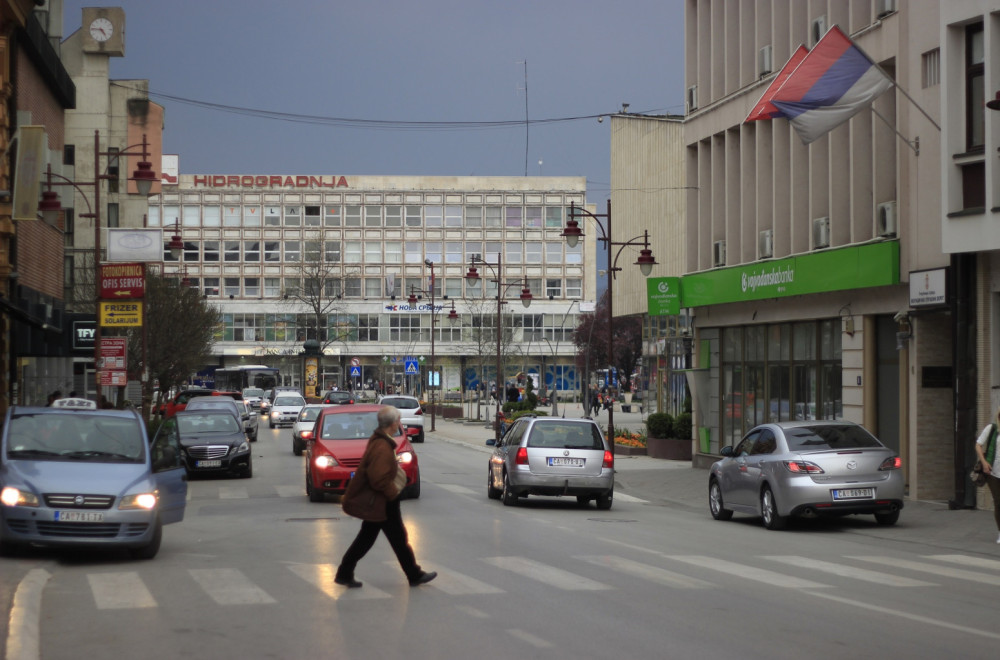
[758,45,773,78]
[687,85,698,113]
[813,217,830,249]
[811,15,827,45]
[713,239,726,267]
[877,201,897,237]
[758,229,773,259]
[876,0,897,19]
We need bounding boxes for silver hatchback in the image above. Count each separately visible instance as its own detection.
[487,416,614,509]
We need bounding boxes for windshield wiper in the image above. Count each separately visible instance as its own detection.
[7,448,60,457]
[61,450,133,460]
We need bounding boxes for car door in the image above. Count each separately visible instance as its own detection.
[494,419,527,481]
[150,418,188,524]
[741,429,777,510]
[721,430,760,507]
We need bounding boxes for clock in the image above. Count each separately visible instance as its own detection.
[89,17,113,42]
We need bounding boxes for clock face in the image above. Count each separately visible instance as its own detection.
[89,17,113,42]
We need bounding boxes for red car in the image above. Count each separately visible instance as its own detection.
[305,404,420,503]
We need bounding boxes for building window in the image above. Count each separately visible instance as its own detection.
[344,241,362,263]
[921,48,940,88]
[325,279,343,298]
[545,206,563,228]
[225,278,240,297]
[425,205,443,227]
[264,206,281,227]
[284,240,301,263]
[184,241,200,262]
[546,241,562,263]
[566,242,582,264]
[364,278,381,298]
[485,206,502,228]
[962,161,985,209]
[521,313,543,342]
[525,278,542,297]
[966,22,984,151]
[505,207,522,228]
[204,277,220,297]
[445,277,462,298]
[566,278,582,298]
[404,241,422,264]
[224,205,241,227]
[364,205,381,227]
[384,275,400,297]
[304,240,321,262]
[148,205,160,226]
[325,206,341,226]
[203,206,221,227]
[465,241,482,263]
[284,206,301,227]
[466,206,482,227]
[357,314,379,341]
[465,276,482,298]
[525,242,542,263]
[390,315,420,341]
[405,205,421,227]
[545,278,561,298]
[364,241,381,263]
[63,144,74,165]
[284,277,301,297]
[325,240,341,263]
[106,203,119,228]
[107,147,119,193]
[345,277,361,297]
[162,205,178,227]
[344,206,361,227]
[224,241,241,262]
[425,242,442,263]
[264,278,281,297]
[385,241,401,263]
[385,205,402,227]
[182,204,199,227]
[264,241,280,262]
[445,205,463,227]
[63,208,74,247]
[506,242,522,264]
[305,206,321,226]
[244,205,261,227]
[525,207,542,228]
[446,242,463,264]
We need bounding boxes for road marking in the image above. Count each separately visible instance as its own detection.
[667,555,830,589]
[925,554,1000,571]
[615,492,648,503]
[848,556,1000,585]
[482,557,610,590]
[762,556,936,587]
[217,486,249,499]
[436,484,478,496]
[6,568,50,660]
[576,555,713,588]
[88,572,157,609]
[275,485,304,498]
[189,568,276,605]
[508,629,554,648]
[410,563,503,595]
[288,563,391,600]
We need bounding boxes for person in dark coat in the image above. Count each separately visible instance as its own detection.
[335,405,436,589]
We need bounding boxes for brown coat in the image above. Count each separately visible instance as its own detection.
[341,430,400,521]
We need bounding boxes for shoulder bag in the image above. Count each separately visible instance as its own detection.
[971,424,997,487]
[341,480,387,521]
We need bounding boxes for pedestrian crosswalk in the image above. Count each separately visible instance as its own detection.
[71,550,1000,611]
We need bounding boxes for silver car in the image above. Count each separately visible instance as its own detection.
[378,395,424,442]
[708,421,904,530]
[292,404,325,456]
[269,394,306,428]
[487,416,614,509]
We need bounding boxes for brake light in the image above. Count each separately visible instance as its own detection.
[603,451,614,469]
[783,460,825,474]
[515,447,528,465]
[879,456,902,471]
[300,430,313,441]
[415,409,422,416]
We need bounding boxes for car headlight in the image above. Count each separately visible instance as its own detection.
[396,451,414,465]
[1,486,39,507]
[120,493,158,510]
[232,441,250,454]
[314,455,338,468]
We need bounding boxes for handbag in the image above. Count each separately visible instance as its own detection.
[971,461,987,487]
[393,466,408,493]
[341,482,387,521]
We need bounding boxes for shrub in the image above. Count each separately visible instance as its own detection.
[645,413,674,439]
[674,412,692,440]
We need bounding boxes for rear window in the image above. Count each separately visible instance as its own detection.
[783,425,882,451]
[320,412,380,440]
[299,407,322,421]
[382,397,418,409]
[275,396,304,406]
[243,388,263,398]
[526,422,603,450]
[178,413,241,434]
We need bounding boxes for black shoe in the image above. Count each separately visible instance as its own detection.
[409,571,437,587]
[334,575,363,588]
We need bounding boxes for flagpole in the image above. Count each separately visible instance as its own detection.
[871,106,920,155]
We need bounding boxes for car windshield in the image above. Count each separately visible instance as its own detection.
[6,412,145,462]
[300,407,322,421]
[275,396,304,406]
[177,413,241,434]
[320,412,382,440]
[382,397,417,408]
[526,422,603,450]
[243,388,263,398]
[783,425,882,451]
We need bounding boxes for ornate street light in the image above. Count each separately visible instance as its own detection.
[406,260,458,432]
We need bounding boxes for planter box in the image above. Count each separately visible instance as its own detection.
[646,437,692,460]
[614,444,647,456]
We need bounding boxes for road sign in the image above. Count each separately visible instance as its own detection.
[99,302,142,327]
[99,263,145,299]
[405,359,418,374]
[98,337,127,369]
[350,366,361,377]
[351,357,361,366]
[99,370,127,386]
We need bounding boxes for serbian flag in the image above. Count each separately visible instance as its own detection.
[745,45,809,122]
[770,25,894,144]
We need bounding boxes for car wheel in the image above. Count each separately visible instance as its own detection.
[760,485,787,530]
[306,469,324,503]
[241,455,253,478]
[501,470,518,506]
[269,421,275,429]
[596,489,613,511]
[416,429,424,443]
[293,440,303,457]
[406,473,421,500]
[709,478,734,521]
[128,518,162,560]
[487,466,502,500]
[874,510,900,526]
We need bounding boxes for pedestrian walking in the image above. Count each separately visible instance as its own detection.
[335,405,436,588]
[975,408,1000,543]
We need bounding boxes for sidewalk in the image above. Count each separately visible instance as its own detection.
[424,407,1000,553]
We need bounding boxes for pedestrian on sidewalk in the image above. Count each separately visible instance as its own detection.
[335,405,437,588]
[975,410,1000,543]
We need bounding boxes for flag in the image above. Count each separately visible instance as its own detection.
[770,25,894,144]
[744,45,809,122]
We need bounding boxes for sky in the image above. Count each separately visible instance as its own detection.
[61,0,686,204]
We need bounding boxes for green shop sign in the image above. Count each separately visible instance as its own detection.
[647,277,681,315]
[680,241,899,308]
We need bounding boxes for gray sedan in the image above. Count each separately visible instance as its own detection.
[708,420,904,530]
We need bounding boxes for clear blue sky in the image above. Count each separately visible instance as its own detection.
[62,0,686,204]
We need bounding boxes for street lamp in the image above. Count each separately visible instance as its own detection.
[40,130,156,402]
[465,252,532,444]
[563,200,656,451]
[407,259,458,432]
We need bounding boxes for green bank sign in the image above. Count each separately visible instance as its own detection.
[679,241,899,308]
[647,277,681,315]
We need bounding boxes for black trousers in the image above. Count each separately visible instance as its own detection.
[337,499,421,581]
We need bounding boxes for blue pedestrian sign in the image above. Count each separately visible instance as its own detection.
[350,366,361,377]
[405,359,419,374]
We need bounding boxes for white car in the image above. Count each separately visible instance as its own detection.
[242,387,264,414]
[268,394,305,429]
[292,404,325,456]
[378,395,424,442]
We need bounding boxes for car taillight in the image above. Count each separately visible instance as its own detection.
[300,430,313,440]
[603,451,614,469]
[515,447,528,465]
[415,409,422,416]
[879,456,902,471]
[783,460,825,474]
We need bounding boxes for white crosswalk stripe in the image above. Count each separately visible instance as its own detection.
[926,554,1000,571]
[436,484,478,496]
[667,555,831,589]
[762,555,937,587]
[848,556,1000,585]
[288,563,392,600]
[88,572,157,610]
[576,555,713,589]
[189,568,276,605]
[482,556,611,590]
[217,486,249,499]
[275,485,305,498]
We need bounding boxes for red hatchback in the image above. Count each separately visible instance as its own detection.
[305,404,420,503]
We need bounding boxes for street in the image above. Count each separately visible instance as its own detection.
[3,417,1000,659]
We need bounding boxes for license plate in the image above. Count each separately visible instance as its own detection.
[196,460,222,468]
[54,511,104,522]
[832,488,874,500]
[548,457,584,467]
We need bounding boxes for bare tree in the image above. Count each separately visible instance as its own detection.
[573,290,642,394]
[286,236,356,353]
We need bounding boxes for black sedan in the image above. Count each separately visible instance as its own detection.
[169,409,253,478]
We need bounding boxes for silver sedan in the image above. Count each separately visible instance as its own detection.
[708,421,904,530]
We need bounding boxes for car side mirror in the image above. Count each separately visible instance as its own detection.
[720,445,734,457]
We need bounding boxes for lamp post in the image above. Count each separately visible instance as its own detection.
[465,252,532,445]
[562,200,656,451]
[408,259,458,432]
[39,130,156,402]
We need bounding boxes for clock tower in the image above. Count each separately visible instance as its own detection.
[81,7,125,57]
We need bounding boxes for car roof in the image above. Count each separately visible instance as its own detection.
[175,408,237,418]
[756,420,862,431]
[320,403,381,414]
[10,405,138,419]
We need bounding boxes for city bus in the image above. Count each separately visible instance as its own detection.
[214,365,280,393]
